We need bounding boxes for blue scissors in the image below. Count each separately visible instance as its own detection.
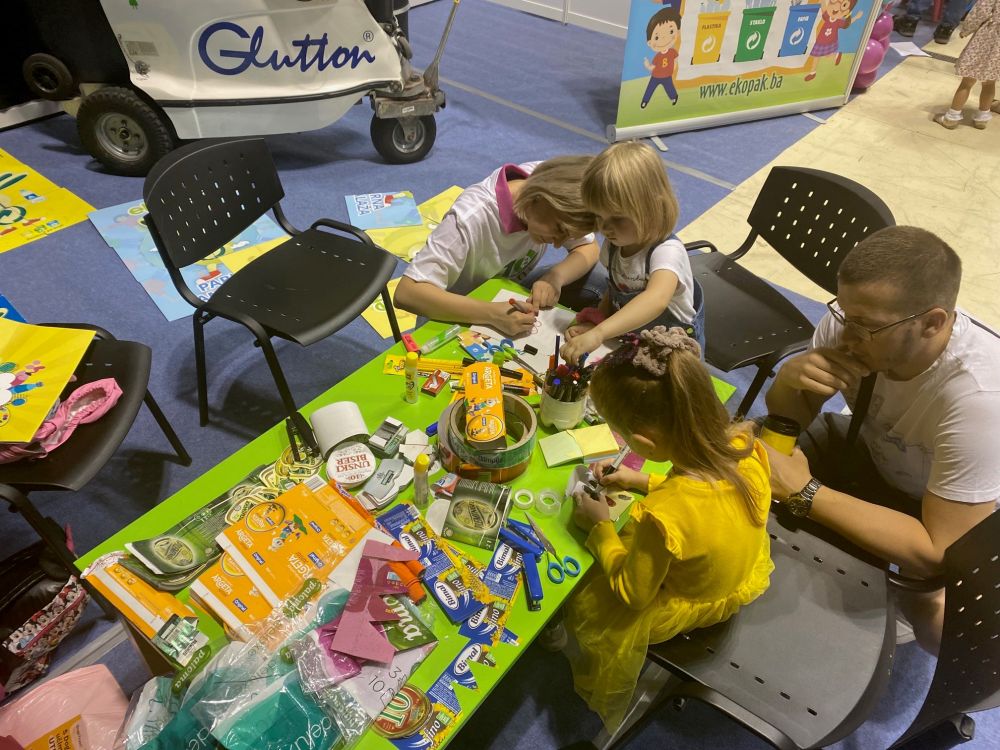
[521,514,580,584]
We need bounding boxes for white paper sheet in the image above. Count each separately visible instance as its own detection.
[469,290,615,375]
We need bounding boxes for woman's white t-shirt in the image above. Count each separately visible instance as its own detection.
[403,162,594,295]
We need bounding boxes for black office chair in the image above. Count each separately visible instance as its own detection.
[0,324,190,578]
[685,166,895,418]
[888,510,1000,749]
[142,137,402,452]
[605,515,895,750]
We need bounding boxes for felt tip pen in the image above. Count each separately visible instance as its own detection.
[418,324,462,356]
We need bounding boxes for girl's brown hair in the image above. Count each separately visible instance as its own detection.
[582,141,680,248]
[590,327,766,525]
[512,155,596,238]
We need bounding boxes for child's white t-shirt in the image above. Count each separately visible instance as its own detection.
[600,236,696,324]
[814,311,1000,504]
[403,162,595,296]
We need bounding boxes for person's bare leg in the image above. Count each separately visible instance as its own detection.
[897,587,944,655]
[951,77,976,109]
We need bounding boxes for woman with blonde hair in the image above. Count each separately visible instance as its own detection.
[394,155,603,336]
[563,326,773,729]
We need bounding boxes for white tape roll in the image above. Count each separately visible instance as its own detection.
[513,489,535,510]
[534,489,562,517]
[310,401,369,459]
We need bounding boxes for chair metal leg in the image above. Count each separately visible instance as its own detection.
[255,333,319,454]
[192,310,210,426]
[735,360,777,420]
[382,286,403,343]
[595,662,679,750]
[0,484,79,577]
[143,390,192,465]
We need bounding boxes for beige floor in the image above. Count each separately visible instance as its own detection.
[677,38,1000,329]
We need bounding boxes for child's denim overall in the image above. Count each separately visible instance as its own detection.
[607,238,706,351]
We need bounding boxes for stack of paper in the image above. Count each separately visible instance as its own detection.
[538,424,621,467]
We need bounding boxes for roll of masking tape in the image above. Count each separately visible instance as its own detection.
[310,401,369,459]
[534,489,561,517]
[438,394,537,483]
[513,488,535,510]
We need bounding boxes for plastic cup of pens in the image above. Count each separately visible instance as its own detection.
[540,386,587,431]
[540,365,592,431]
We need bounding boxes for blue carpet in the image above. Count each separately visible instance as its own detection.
[1,2,997,747]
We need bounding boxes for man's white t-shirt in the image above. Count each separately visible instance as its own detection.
[814,311,1000,504]
[403,162,595,296]
[600,237,696,324]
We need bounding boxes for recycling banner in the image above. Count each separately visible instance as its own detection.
[610,0,880,140]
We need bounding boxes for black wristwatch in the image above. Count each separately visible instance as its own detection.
[786,478,822,518]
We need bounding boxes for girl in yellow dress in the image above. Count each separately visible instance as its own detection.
[565,326,774,730]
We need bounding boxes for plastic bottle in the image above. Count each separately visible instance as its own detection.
[413,453,431,510]
[404,351,419,403]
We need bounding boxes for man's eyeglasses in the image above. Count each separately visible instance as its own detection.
[826,298,936,342]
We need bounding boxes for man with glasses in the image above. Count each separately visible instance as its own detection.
[763,226,1000,654]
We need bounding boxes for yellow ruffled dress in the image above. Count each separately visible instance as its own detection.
[566,438,774,730]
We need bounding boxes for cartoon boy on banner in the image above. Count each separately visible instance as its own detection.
[642,7,683,108]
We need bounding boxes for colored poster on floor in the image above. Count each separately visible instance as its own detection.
[610,0,879,140]
[0,149,94,255]
[89,200,288,322]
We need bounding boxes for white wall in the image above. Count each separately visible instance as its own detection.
[485,0,631,38]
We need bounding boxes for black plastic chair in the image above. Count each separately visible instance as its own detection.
[605,514,895,750]
[142,137,402,452]
[887,510,1000,749]
[686,166,895,418]
[0,324,190,578]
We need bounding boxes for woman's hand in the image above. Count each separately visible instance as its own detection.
[529,276,561,309]
[489,301,536,336]
[589,459,647,492]
[573,488,611,531]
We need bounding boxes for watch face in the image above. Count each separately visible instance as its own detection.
[787,494,811,517]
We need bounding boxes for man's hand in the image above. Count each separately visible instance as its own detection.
[561,327,603,363]
[573,488,612,531]
[490,301,536,336]
[775,347,870,397]
[763,444,814,500]
[529,276,561,309]
[590,458,647,492]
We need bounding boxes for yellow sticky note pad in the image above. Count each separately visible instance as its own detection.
[571,424,620,462]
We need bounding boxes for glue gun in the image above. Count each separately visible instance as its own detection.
[498,526,544,610]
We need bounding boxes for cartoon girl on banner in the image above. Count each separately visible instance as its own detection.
[642,7,684,107]
[804,0,863,81]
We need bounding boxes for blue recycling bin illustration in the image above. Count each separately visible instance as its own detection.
[779,3,821,57]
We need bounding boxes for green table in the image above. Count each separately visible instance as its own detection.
[80,279,655,749]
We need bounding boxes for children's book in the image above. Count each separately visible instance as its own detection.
[0,318,94,443]
[88,199,287,322]
[539,424,621,467]
[0,294,25,323]
[470,290,615,375]
[0,149,93,255]
[365,185,462,261]
[346,191,422,230]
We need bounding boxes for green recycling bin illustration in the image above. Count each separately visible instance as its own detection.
[734,4,778,63]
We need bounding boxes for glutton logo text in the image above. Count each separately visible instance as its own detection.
[198,21,376,75]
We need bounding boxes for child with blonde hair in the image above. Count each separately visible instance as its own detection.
[560,142,703,364]
[394,156,602,336]
[564,326,773,729]
[934,0,1000,130]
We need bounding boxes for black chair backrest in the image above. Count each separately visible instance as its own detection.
[747,166,895,295]
[142,137,284,271]
[891,510,1000,747]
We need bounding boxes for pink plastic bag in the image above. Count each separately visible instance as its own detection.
[0,665,128,750]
